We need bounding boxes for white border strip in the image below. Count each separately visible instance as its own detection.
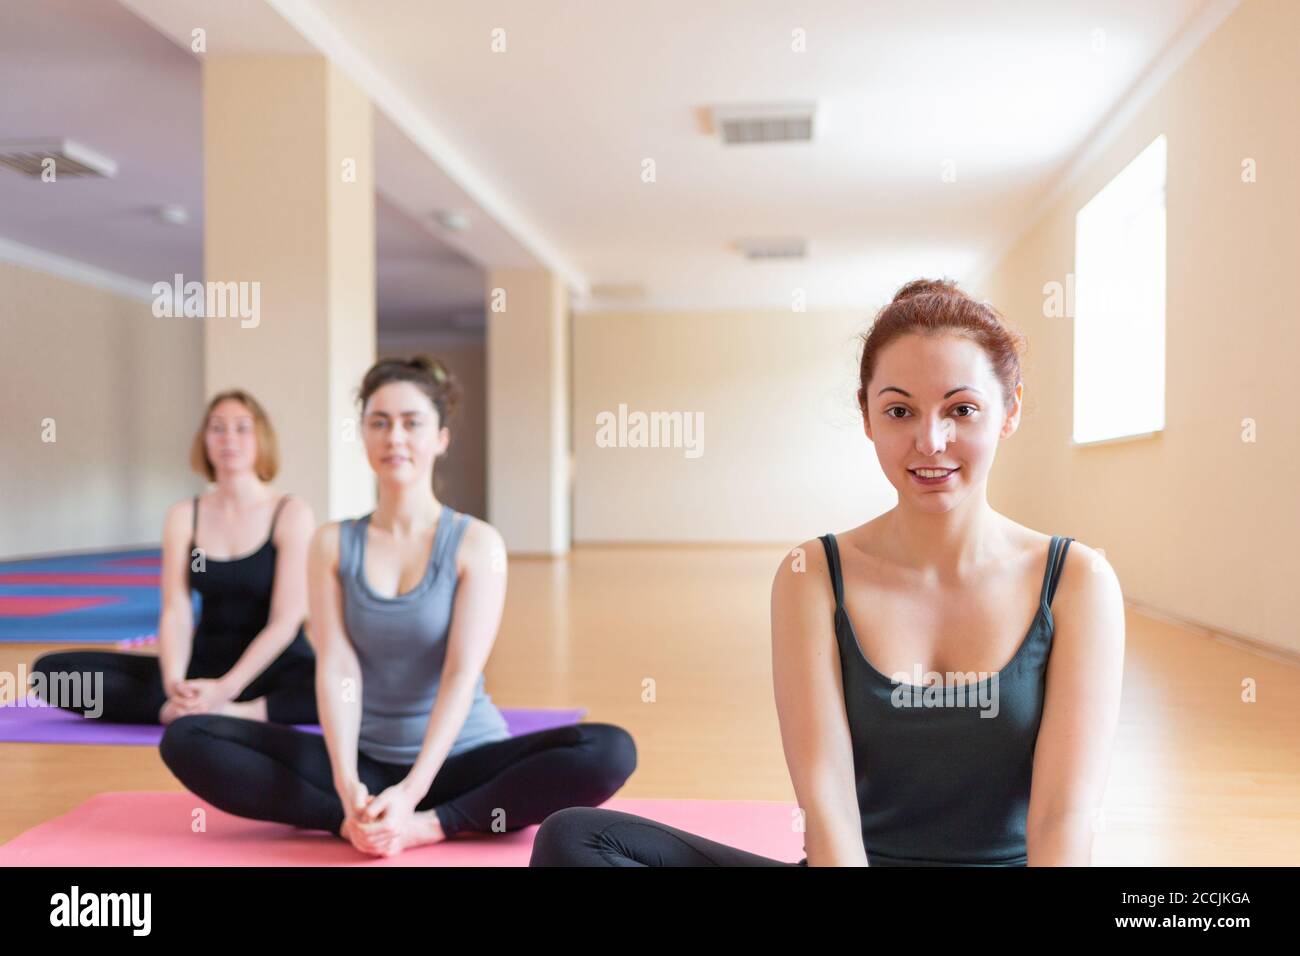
[0,235,154,302]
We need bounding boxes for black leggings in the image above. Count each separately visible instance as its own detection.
[159,715,637,839]
[28,650,318,724]
[529,807,806,866]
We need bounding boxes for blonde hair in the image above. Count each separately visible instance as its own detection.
[190,389,279,482]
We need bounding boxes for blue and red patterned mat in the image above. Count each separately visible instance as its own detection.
[0,548,174,643]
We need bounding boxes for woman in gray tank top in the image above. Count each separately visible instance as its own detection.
[161,357,636,858]
[530,278,1125,867]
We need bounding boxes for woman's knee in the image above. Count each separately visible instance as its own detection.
[530,807,617,866]
[28,651,88,703]
[579,723,638,792]
[26,654,53,699]
[158,714,221,775]
[28,651,69,686]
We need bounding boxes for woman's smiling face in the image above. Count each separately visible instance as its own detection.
[863,332,1022,510]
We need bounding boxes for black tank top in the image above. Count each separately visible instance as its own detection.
[187,494,313,673]
[816,532,1073,866]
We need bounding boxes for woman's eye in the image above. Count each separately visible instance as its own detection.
[884,405,977,419]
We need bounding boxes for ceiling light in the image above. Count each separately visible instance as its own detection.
[159,204,189,225]
[432,210,471,232]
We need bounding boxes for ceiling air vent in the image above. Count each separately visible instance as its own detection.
[734,238,807,260]
[0,139,118,178]
[712,103,815,145]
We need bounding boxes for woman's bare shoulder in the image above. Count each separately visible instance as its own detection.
[276,494,315,525]
[1051,537,1119,606]
[310,520,343,560]
[999,516,1120,617]
[456,514,505,570]
[987,516,1055,564]
[162,495,199,536]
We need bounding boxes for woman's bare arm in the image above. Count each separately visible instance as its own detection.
[401,518,508,796]
[156,500,196,696]
[771,540,870,866]
[217,497,315,697]
[1026,541,1126,865]
[307,522,364,793]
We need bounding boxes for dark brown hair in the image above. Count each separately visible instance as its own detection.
[357,355,462,428]
[190,390,279,482]
[857,278,1027,418]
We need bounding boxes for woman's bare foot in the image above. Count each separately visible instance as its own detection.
[340,809,446,857]
[158,699,189,724]
[400,809,447,850]
[212,697,269,721]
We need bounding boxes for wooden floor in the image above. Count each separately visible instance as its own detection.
[3,544,1298,864]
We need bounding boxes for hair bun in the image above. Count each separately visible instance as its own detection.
[357,354,460,423]
[891,277,966,304]
[406,355,449,384]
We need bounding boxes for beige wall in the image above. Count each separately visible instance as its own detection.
[573,308,891,544]
[0,261,204,557]
[572,1,1297,656]
[487,268,571,554]
[975,0,1298,655]
[204,55,376,525]
[376,335,487,520]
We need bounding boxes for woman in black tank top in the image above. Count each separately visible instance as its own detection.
[30,390,319,725]
[529,278,1125,867]
[158,358,636,860]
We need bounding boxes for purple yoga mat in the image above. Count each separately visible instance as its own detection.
[0,698,587,746]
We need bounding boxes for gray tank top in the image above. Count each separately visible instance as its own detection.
[818,533,1074,866]
[338,506,511,764]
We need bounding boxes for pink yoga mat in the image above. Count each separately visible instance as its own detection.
[0,698,586,746]
[0,792,805,866]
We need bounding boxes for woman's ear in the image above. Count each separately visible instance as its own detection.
[999,382,1024,438]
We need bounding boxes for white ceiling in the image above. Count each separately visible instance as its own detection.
[0,0,203,282]
[0,0,484,329]
[1,0,1227,318]
[295,0,1217,311]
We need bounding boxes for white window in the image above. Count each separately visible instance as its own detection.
[1072,133,1166,445]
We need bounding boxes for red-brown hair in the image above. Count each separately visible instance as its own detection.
[857,278,1027,419]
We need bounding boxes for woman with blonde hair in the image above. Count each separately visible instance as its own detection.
[160,357,636,857]
[32,390,318,725]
